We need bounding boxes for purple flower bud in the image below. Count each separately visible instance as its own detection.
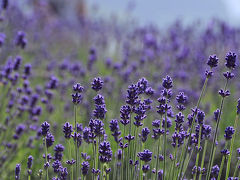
[99,141,112,163]
[41,121,50,136]
[225,52,237,69]
[81,161,90,176]
[142,164,150,173]
[221,149,230,156]
[52,160,62,173]
[73,83,84,93]
[91,77,103,91]
[223,71,234,80]
[207,55,218,68]
[162,75,173,89]
[63,122,73,139]
[15,164,21,180]
[27,156,33,169]
[46,133,54,148]
[138,149,152,162]
[224,126,235,140]
[237,98,240,115]
[218,89,230,98]
[211,165,219,177]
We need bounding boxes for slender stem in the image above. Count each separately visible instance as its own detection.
[28,175,31,180]
[68,140,74,180]
[44,138,49,180]
[199,140,208,180]
[122,125,126,180]
[134,126,139,178]
[155,137,161,180]
[182,149,194,179]
[178,77,209,180]
[163,111,167,180]
[128,112,132,180]
[206,79,229,180]
[194,125,203,180]
[172,144,178,180]
[139,141,144,180]
[218,156,226,180]
[225,115,239,179]
[176,140,186,179]
[92,143,95,180]
[233,159,240,177]
[74,105,79,179]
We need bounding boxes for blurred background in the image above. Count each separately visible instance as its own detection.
[87,0,240,27]
[15,0,240,27]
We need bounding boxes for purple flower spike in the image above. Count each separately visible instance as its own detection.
[225,52,237,69]
[224,126,235,140]
[91,77,103,91]
[162,75,173,89]
[81,161,90,176]
[41,121,50,136]
[207,55,218,68]
[138,149,152,162]
[73,83,84,93]
[63,122,73,139]
[15,164,21,180]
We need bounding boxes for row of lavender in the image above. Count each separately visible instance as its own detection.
[9,52,240,180]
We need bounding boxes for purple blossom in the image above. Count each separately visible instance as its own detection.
[99,141,112,163]
[63,122,73,139]
[81,161,90,176]
[138,149,152,162]
[72,132,82,148]
[15,164,21,180]
[224,126,235,140]
[120,105,131,125]
[46,133,55,148]
[27,156,33,169]
[41,121,50,136]
[91,77,103,91]
[73,83,84,93]
[162,75,173,89]
[225,52,237,69]
[207,55,218,68]
[141,127,150,143]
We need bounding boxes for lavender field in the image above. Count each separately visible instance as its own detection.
[1,1,240,180]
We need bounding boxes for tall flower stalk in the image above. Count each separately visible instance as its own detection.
[206,52,237,180]
[178,54,218,179]
[225,100,240,179]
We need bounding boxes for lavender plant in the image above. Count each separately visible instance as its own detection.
[1,1,240,180]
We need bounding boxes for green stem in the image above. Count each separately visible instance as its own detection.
[163,111,167,180]
[178,77,209,180]
[172,144,178,180]
[92,143,95,180]
[155,137,161,180]
[206,79,229,180]
[176,140,186,179]
[122,125,126,180]
[28,175,31,180]
[182,148,194,179]
[68,140,74,180]
[233,159,240,177]
[199,140,208,180]
[218,156,226,180]
[225,115,239,179]
[44,138,49,180]
[194,125,203,180]
[74,105,79,179]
